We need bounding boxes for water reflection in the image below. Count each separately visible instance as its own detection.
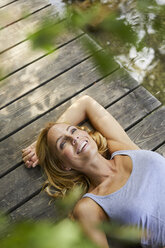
[116,46,156,83]
[156,0,165,5]
[114,0,165,104]
[49,0,66,18]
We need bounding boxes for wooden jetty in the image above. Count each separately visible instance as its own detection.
[0,0,165,223]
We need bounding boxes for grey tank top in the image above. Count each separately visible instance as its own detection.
[82,150,165,248]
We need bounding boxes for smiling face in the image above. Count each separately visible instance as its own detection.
[47,123,98,171]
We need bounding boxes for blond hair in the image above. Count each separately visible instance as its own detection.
[36,122,108,198]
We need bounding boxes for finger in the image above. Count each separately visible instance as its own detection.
[22,145,31,152]
[23,152,35,163]
[27,161,33,168]
[25,160,33,168]
[32,159,39,168]
[31,154,38,162]
[22,149,31,157]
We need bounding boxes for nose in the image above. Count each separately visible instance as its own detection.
[69,135,79,145]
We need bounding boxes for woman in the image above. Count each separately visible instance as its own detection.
[22,95,165,248]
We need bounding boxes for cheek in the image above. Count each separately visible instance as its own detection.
[62,148,73,161]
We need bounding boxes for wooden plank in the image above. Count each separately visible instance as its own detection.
[0,52,117,141]
[0,34,99,109]
[0,85,161,213]
[0,0,50,29]
[156,144,165,157]
[0,0,17,8]
[0,26,83,80]
[0,5,53,53]
[10,192,58,221]
[127,106,165,150]
[0,165,43,212]
[0,68,138,176]
[107,86,161,130]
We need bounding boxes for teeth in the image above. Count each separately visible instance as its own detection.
[78,141,87,154]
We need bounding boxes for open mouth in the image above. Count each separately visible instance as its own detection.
[77,140,88,154]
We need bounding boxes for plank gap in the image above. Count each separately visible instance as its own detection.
[0,0,19,9]
[0,17,65,56]
[0,162,22,179]
[0,32,85,81]
[153,140,165,151]
[0,39,90,110]
[125,105,161,132]
[104,84,140,109]
[6,188,42,214]
[0,4,51,30]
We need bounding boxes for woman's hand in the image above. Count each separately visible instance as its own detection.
[22,141,39,168]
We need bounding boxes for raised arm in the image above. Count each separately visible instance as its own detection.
[22,95,138,167]
[57,95,139,150]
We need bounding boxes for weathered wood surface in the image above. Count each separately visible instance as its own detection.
[156,143,165,157]
[0,27,83,80]
[127,106,165,150]
[10,191,58,221]
[0,34,99,109]
[0,5,55,53]
[0,0,164,224]
[0,0,50,29]
[0,85,161,212]
[0,0,17,8]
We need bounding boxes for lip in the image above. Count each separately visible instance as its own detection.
[77,140,88,154]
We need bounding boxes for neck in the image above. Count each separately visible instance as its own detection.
[81,153,117,188]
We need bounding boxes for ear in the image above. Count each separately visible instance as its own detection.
[64,167,72,171]
[60,163,72,171]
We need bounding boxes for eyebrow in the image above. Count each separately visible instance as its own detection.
[56,125,72,145]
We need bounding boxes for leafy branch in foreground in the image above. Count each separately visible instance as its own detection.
[0,186,141,248]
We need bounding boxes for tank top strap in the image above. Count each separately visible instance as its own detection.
[110,150,135,159]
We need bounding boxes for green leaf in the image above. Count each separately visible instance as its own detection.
[100,221,141,244]
[0,217,98,248]
[82,35,118,76]
[27,20,66,52]
[55,185,83,219]
[100,13,138,45]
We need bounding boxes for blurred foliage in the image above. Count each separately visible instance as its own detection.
[81,35,118,75]
[0,217,98,248]
[28,18,66,52]
[0,186,141,248]
[55,185,83,219]
[101,221,141,245]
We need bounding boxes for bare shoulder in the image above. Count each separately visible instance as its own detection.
[73,197,108,221]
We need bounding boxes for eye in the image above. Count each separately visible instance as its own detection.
[71,128,77,134]
[60,140,66,149]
